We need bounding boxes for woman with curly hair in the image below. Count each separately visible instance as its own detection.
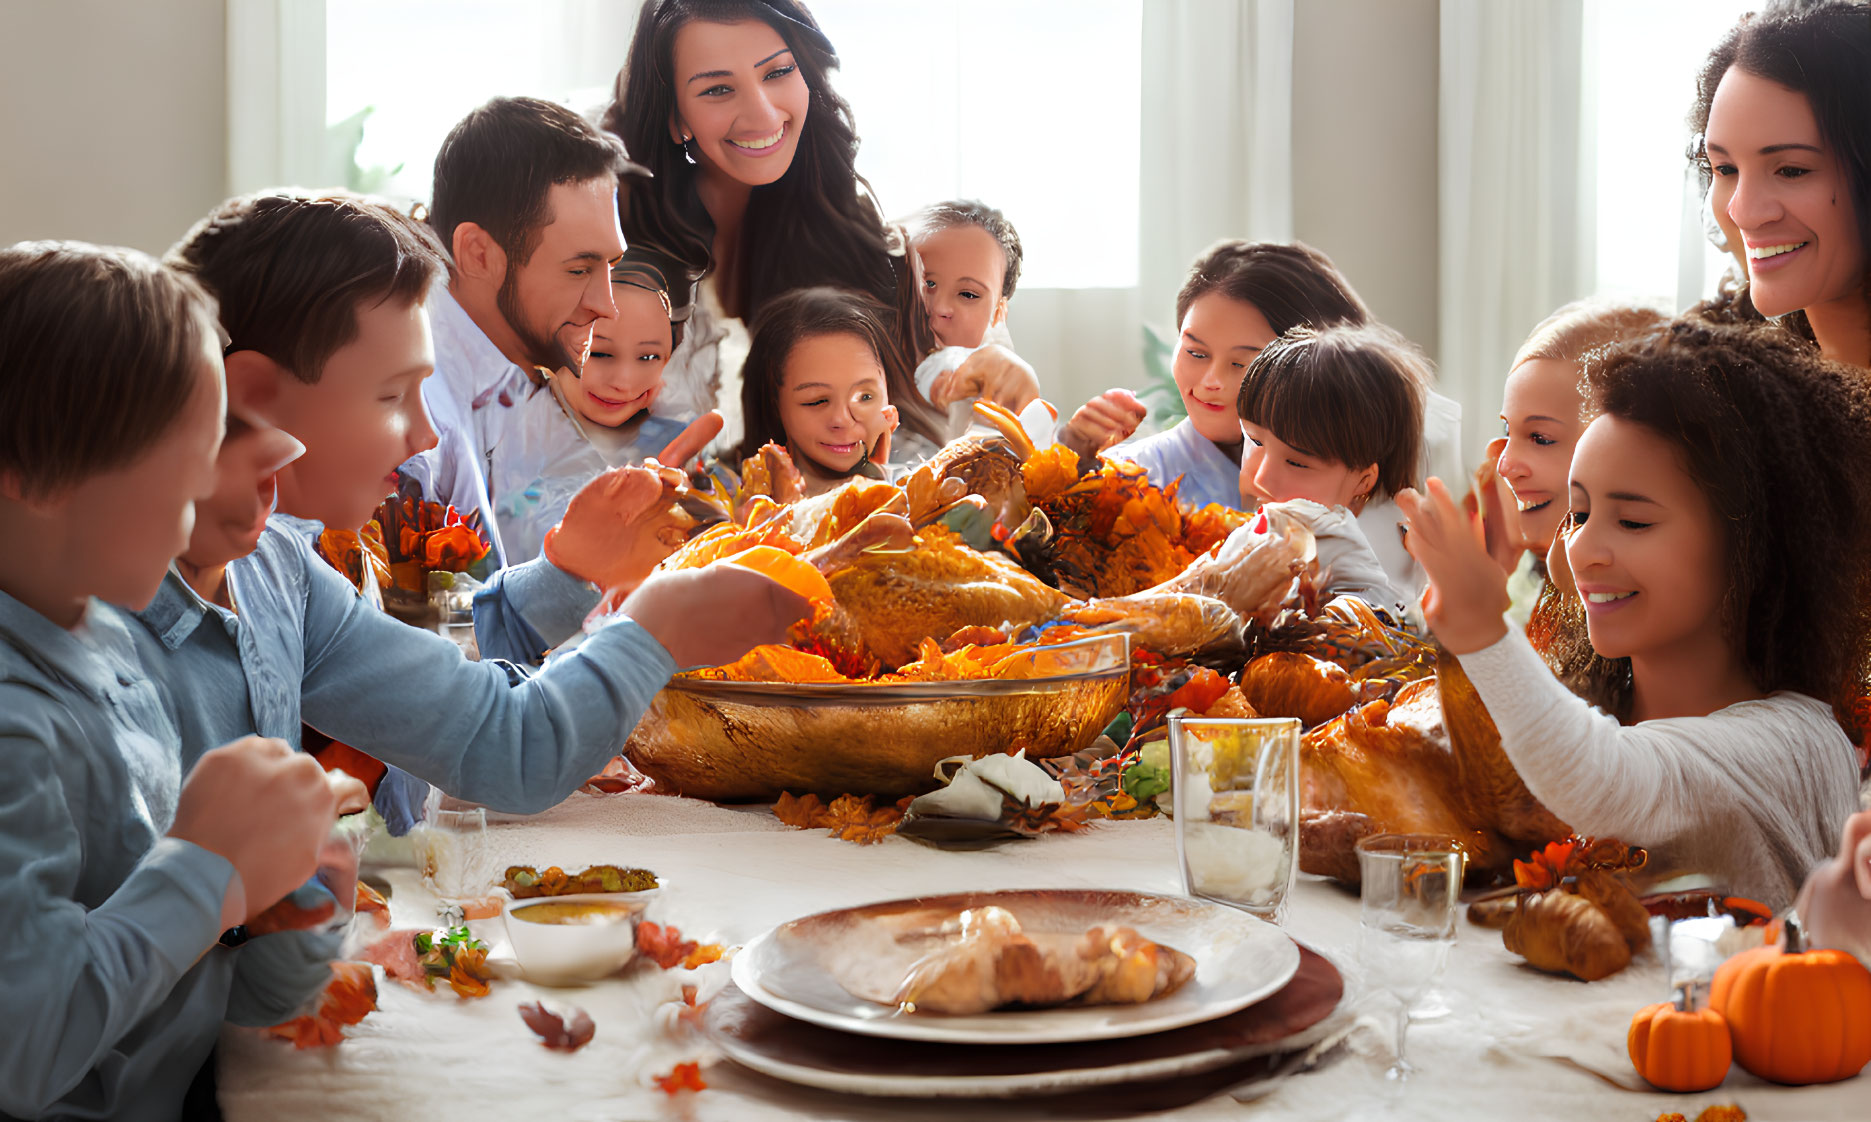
[1691,1,1871,367]
[1399,319,1871,908]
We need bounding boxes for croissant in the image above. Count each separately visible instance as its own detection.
[1502,889,1633,981]
[883,907,1196,1015]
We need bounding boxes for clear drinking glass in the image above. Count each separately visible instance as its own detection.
[408,805,493,911]
[1170,717,1301,923]
[428,570,481,661]
[1356,833,1466,1080]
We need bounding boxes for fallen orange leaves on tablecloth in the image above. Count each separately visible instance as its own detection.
[1656,1107,1745,1122]
[774,791,914,844]
[637,921,726,971]
[263,961,377,1049]
[654,1061,707,1094]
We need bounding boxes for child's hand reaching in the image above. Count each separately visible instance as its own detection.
[1794,809,1871,964]
[544,466,690,594]
[618,564,812,669]
[655,411,724,473]
[1060,389,1147,458]
[1395,477,1512,654]
[1472,436,1529,575]
[928,344,1040,413]
[869,404,900,467]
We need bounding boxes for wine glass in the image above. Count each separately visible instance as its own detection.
[1355,833,1466,1080]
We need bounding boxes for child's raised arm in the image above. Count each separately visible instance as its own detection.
[1394,477,1512,652]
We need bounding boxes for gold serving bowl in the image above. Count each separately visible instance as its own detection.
[624,634,1130,801]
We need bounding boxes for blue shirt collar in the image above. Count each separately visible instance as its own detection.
[0,587,144,701]
[135,568,244,652]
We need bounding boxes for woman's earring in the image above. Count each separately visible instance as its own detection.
[680,134,697,165]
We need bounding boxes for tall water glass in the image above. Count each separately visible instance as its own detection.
[1170,717,1301,923]
[1356,833,1466,1079]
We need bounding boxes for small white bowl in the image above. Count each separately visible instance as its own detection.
[501,889,660,986]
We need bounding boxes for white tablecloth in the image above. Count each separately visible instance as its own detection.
[219,792,1865,1121]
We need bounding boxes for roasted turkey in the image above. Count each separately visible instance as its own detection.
[1297,648,1570,883]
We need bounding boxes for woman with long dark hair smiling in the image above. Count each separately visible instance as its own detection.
[601,0,1036,459]
[1692,1,1871,367]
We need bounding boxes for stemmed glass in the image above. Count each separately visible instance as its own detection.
[1355,833,1466,1080]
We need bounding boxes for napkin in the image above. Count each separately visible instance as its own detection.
[895,750,1069,847]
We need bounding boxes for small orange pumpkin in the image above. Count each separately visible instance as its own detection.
[1629,980,1731,1092]
[1709,915,1871,1084]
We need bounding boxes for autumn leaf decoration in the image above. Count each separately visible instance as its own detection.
[636,921,725,971]
[414,926,494,998]
[518,1001,595,1052]
[654,1061,707,1095]
[262,961,378,1049]
[1655,1107,1747,1122]
[1513,836,1648,893]
[773,791,914,844]
[998,793,1088,836]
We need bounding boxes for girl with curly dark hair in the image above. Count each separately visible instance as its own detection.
[1691,1,1871,367]
[1399,318,1871,908]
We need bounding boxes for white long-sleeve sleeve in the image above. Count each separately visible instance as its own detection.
[1456,626,1857,908]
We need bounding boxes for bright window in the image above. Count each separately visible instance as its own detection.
[1584,0,1756,307]
[325,0,628,202]
[809,0,1141,289]
[325,0,1142,290]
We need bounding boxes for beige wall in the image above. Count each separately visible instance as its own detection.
[0,0,227,255]
[1291,0,1440,359]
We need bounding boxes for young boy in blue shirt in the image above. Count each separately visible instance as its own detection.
[141,190,803,825]
[0,241,362,1120]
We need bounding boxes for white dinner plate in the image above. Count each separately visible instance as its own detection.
[729,888,1301,1045]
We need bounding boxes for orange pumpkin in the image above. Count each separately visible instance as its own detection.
[1628,981,1731,1092]
[1709,916,1871,1084]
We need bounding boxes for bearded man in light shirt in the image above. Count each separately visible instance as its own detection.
[403,95,642,570]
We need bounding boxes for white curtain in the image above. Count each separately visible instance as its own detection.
[1013,0,1293,416]
[1437,0,1589,461]
[1139,0,1295,333]
[226,0,331,194]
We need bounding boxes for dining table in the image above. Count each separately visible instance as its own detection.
[217,790,1865,1121]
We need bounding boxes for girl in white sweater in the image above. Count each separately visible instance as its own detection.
[1398,319,1871,908]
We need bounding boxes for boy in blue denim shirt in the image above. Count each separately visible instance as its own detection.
[139,191,805,829]
[0,242,361,1120]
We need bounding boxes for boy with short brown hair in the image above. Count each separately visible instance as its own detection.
[0,240,357,1120]
[142,189,805,838]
